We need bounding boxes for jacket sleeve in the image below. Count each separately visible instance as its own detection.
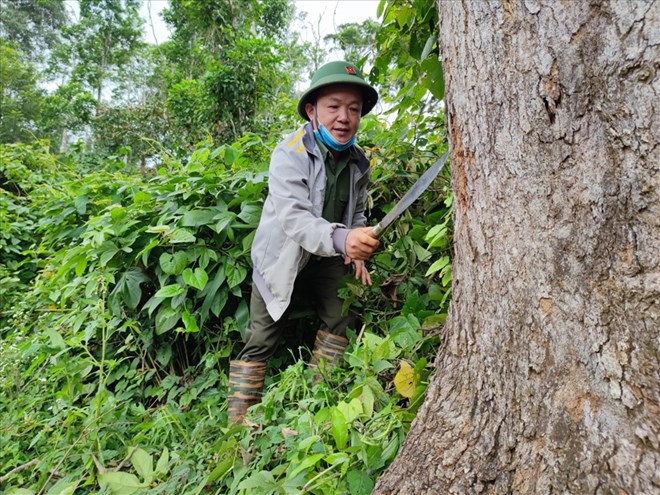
[267,143,343,257]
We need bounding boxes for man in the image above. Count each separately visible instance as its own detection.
[227,61,380,423]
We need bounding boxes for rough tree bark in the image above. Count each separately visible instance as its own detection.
[374,1,659,493]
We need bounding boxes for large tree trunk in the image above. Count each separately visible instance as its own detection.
[374,1,659,493]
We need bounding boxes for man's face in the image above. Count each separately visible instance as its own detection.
[305,84,363,144]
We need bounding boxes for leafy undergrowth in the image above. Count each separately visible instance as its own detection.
[1,327,439,495]
[0,134,451,494]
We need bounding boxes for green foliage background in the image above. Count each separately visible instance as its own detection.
[0,0,452,493]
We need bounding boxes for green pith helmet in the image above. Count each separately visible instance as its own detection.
[297,61,379,121]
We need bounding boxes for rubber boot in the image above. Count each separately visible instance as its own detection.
[309,330,349,369]
[227,360,266,424]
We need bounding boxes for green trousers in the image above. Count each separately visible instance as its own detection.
[237,256,355,362]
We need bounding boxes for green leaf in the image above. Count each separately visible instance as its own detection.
[99,246,119,266]
[143,293,164,316]
[207,455,233,483]
[121,269,148,309]
[181,311,200,332]
[373,359,394,373]
[296,434,321,458]
[422,54,445,100]
[212,211,236,233]
[224,147,238,165]
[241,229,256,254]
[73,194,88,215]
[154,284,184,298]
[389,315,422,350]
[325,452,350,465]
[289,453,324,478]
[337,398,363,424]
[191,246,217,269]
[139,238,161,267]
[75,256,87,276]
[381,435,400,462]
[331,407,348,450]
[45,478,80,495]
[182,267,208,290]
[190,147,210,165]
[396,5,414,27]
[425,255,450,276]
[155,447,169,475]
[181,209,217,227]
[237,204,261,225]
[45,328,66,350]
[442,265,452,286]
[428,283,446,302]
[156,344,172,366]
[373,336,399,362]
[421,33,436,60]
[169,228,196,244]
[131,448,153,484]
[110,205,126,221]
[409,30,424,59]
[225,262,247,288]
[412,242,432,262]
[359,385,375,418]
[171,286,188,309]
[425,224,448,248]
[155,305,180,335]
[210,286,229,318]
[159,252,188,275]
[133,191,152,205]
[347,470,374,495]
[235,299,249,336]
[237,471,278,490]
[200,265,227,322]
[97,471,147,495]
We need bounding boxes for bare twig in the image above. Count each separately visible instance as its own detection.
[0,459,39,482]
[146,1,163,57]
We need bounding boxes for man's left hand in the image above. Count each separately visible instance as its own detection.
[345,257,372,286]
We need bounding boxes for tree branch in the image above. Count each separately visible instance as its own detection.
[0,459,39,482]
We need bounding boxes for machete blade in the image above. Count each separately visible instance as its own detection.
[371,151,450,238]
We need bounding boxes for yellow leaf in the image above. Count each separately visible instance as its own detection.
[146,225,170,234]
[394,361,416,398]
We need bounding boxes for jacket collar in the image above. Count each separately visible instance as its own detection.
[302,122,369,174]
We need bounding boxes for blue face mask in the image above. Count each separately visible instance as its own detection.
[312,106,356,152]
[314,124,356,152]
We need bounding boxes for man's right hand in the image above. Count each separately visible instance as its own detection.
[345,227,379,260]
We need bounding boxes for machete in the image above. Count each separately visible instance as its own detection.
[370,151,450,238]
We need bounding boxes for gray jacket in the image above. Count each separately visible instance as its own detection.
[251,122,371,321]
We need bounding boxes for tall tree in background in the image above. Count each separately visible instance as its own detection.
[89,42,170,164]
[0,0,68,65]
[54,0,144,104]
[161,0,302,144]
[36,82,97,152]
[0,0,68,143]
[41,0,148,155]
[374,0,659,492]
[325,19,380,64]
[0,45,43,143]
